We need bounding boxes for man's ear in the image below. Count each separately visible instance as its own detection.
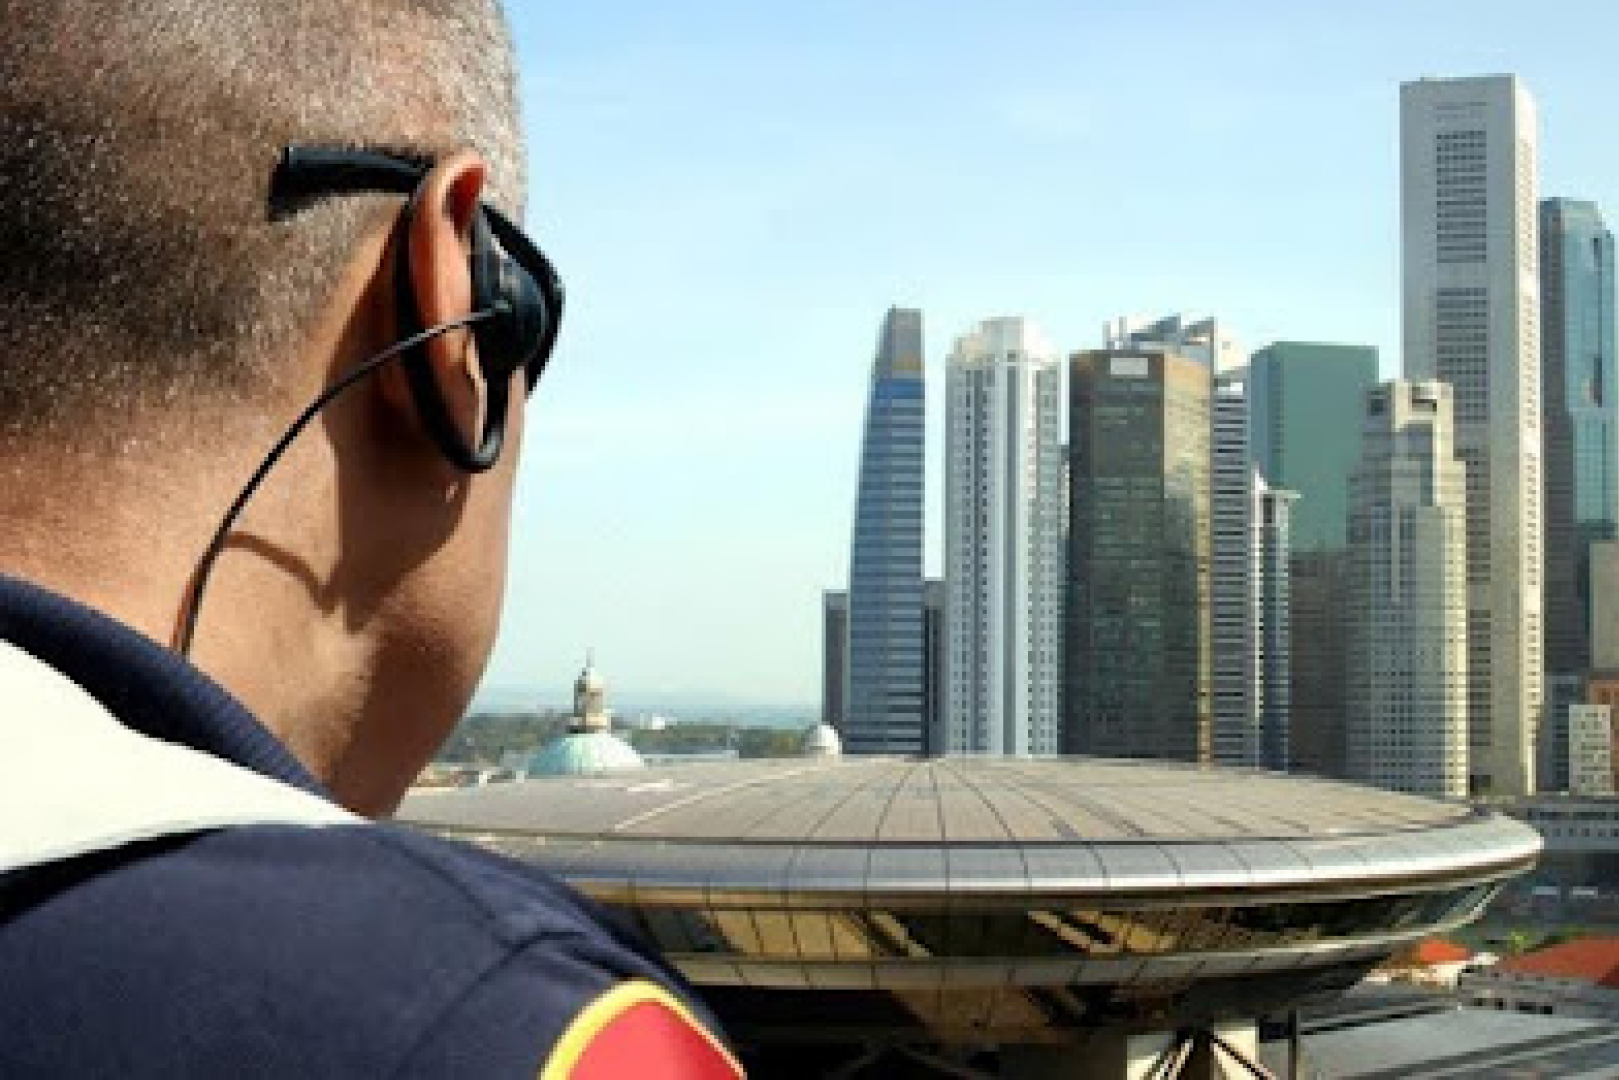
[377,151,490,452]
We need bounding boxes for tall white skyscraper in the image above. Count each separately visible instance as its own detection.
[1401,75,1544,796]
[943,318,1062,756]
[1347,381,1470,799]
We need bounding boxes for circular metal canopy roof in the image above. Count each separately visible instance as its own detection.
[400,757,1539,906]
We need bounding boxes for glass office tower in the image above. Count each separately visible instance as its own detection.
[1543,198,1618,677]
[843,308,927,754]
[1066,350,1213,763]
[1249,341,1379,779]
[1249,343,1380,553]
[1540,198,1617,791]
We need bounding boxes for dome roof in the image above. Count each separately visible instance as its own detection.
[526,732,644,778]
[801,723,843,758]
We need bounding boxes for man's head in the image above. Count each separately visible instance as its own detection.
[0,0,523,433]
[0,0,533,814]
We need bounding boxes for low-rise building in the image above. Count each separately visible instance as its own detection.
[1571,705,1617,795]
[1376,939,1477,989]
[1463,938,1619,1018]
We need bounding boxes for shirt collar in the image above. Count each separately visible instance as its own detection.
[0,575,328,797]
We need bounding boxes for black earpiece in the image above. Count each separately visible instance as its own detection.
[277,145,564,472]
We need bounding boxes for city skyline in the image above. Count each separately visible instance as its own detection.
[484,2,1619,706]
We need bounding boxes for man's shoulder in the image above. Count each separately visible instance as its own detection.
[0,821,732,1077]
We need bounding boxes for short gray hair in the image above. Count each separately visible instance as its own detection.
[0,0,524,437]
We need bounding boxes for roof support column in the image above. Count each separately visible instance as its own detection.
[999,1020,1262,1079]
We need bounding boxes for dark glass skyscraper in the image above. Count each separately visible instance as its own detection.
[821,590,847,729]
[843,308,926,754]
[1065,350,1212,762]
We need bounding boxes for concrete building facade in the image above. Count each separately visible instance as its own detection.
[943,318,1063,756]
[1401,75,1545,796]
[1347,380,1470,798]
[1568,704,1615,796]
[1593,540,1619,669]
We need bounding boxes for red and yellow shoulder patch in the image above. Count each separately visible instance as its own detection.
[541,979,743,1079]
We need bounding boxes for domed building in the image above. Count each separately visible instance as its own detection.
[526,656,644,778]
[800,722,842,758]
[404,756,1540,1072]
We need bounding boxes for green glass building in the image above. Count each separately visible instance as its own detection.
[1249,342,1378,779]
[1249,343,1380,553]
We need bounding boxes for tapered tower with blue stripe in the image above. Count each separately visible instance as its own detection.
[843,308,927,754]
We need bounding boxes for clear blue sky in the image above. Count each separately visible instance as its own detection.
[480,0,1619,709]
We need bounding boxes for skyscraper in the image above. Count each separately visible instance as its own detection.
[843,308,927,754]
[1105,314,1245,375]
[1401,75,1544,796]
[943,318,1063,756]
[821,590,847,729]
[1347,381,1469,798]
[1066,350,1212,762]
[1114,318,1281,770]
[1542,199,1618,674]
[1249,342,1378,779]
[1593,539,1619,670]
[1108,317,1252,765]
[924,578,945,757]
[1249,343,1381,553]
[1254,474,1298,772]
[1540,199,1617,790]
[1211,377,1257,766]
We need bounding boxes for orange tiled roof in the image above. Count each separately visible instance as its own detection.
[1499,938,1619,988]
[1411,939,1472,966]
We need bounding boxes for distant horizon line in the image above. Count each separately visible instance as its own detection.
[473,683,818,714]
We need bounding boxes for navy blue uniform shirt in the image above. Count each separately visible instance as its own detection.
[0,576,737,1077]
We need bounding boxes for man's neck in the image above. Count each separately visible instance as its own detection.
[0,442,371,806]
